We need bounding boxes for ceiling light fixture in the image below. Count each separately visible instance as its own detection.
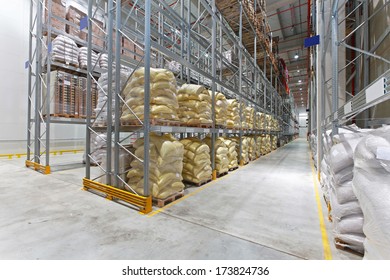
[297,70,300,73]
[300,88,302,90]
[298,80,302,83]
[294,54,299,59]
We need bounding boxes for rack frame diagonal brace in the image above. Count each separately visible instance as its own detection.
[83,178,153,214]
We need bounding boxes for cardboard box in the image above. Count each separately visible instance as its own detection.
[44,0,66,32]
[66,5,88,41]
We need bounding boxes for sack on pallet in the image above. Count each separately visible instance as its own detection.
[204,136,229,174]
[271,135,278,150]
[245,107,255,129]
[246,136,257,160]
[180,138,212,184]
[121,68,179,122]
[83,133,107,164]
[209,91,228,127]
[126,133,184,199]
[95,69,131,125]
[226,99,240,128]
[78,47,98,69]
[177,84,212,125]
[229,137,249,164]
[352,126,390,259]
[224,139,238,169]
[51,35,79,66]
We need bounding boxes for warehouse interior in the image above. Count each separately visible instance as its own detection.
[0,0,389,260]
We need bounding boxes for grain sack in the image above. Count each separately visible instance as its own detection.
[352,126,390,259]
[209,91,228,127]
[180,138,212,184]
[245,107,255,129]
[255,136,262,158]
[229,137,249,164]
[226,99,240,129]
[83,133,107,165]
[177,84,212,125]
[121,68,179,122]
[325,130,365,254]
[204,136,229,174]
[271,135,278,150]
[125,133,184,199]
[224,138,238,169]
[254,112,262,130]
[95,69,131,125]
[246,136,257,160]
[264,114,272,130]
[51,35,79,66]
[78,47,98,69]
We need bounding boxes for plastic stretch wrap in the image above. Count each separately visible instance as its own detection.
[121,68,179,122]
[180,138,212,184]
[204,136,229,174]
[224,139,238,169]
[125,133,184,199]
[51,35,79,66]
[177,84,212,125]
[352,126,390,259]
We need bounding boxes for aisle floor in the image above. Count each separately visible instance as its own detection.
[0,139,360,259]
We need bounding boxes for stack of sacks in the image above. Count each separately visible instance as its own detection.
[271,118,279,131]
[95,69,131,125]
[51,35,79,66]
[320,157,331,203]
[271,135,278,150]
[177,84,212,126]
[180,138,212,184]
[99,147,134,188]
[121,68,179,122]
[255,136,262,158]
[245,107,255,129]
[209,91,228,127]
[265,114,272,130]
[254,112,262,130]
[327,134,366,254]
[226,99,240,129]
[78,47,98,69]
[224,138,238,169]
[262,135,271,154]
[239,103,248,129]
[259,112,265,130]
[247,136,257,160]
[98,53,130,70]
[310,133,318,167]
[126,133,184,199]
[204,136,229,174]
[83,133,107,165]
[99,53,109,69]
[230,137,249,164]
[352,126,390,259]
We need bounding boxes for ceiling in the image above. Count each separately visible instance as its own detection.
[266,0,311,110]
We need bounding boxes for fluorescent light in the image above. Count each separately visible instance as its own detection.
[294,54,299,59]
[297,70,300,72]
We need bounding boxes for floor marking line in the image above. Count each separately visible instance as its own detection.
[309,153,333,260]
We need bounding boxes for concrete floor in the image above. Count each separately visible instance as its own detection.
[0,139,360,260]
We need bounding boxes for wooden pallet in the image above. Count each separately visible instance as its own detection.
[334,238,364,257]
[184,179,212,187]
[44,113,76,118]
[228,166,239,171]
[217,171,228,178]
[153,191,184,208]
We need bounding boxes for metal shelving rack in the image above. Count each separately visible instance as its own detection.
[78,0,297,213]
[311,0,390,171]
[26,0,104,174]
